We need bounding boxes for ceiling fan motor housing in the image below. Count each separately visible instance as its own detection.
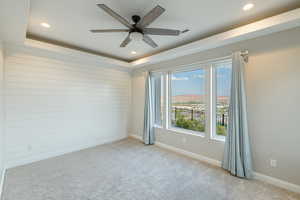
[132,15,141,24]
[131,15,143,35]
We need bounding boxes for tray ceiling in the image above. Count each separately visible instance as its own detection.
[27,0,300,62]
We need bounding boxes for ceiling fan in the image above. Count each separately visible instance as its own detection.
[90,4,183,48]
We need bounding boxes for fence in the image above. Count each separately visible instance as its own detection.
[171,106,228,126]
[171,107,205,122]
[216,113,229,127]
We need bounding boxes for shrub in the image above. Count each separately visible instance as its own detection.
[175,113,205,132]
[216,125,227,136]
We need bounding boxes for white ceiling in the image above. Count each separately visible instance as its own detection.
[0,0,29,43]
[27,0,300,62]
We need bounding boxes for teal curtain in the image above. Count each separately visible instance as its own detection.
[222,52,253,178]
[143,72,155,145]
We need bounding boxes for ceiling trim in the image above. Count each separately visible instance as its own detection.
[131,8,300,68]
[20,8,300,70]
[24,38,131,68]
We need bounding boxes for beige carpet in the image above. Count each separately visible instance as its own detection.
[2,138,300,200]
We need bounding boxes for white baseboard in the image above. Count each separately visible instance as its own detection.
[0,168,6,199]
[129,134,300,194]
[129,134,221,167]
[7,135,127,169]
[129,134,143,141]
[155,141,222,167]
[253,172,300,194]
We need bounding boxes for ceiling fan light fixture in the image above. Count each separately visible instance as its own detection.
[130,32,143,41]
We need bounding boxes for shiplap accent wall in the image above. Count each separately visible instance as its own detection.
[4,46,131,168]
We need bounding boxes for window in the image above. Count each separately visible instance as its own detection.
[170,68,207,134]
[151,58,232,141]
[152,73,164,126]
[212,62,232,140]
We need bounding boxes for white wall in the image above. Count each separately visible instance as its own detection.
[130,27,300,186]
[0,41,5,194]
[4,44,131,168]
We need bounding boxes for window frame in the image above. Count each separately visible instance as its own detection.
[210,60,232,142]
[167,65,209,137]
[151,58,232,142]
[151,72,164,128]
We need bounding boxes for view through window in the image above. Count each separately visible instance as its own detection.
[170,69,206,133]
[215,63,232,138]
[152,59,232,141]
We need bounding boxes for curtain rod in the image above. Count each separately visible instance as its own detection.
[150,50,249,73]
[240,50,249,63]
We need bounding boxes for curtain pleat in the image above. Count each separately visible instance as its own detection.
[143,72,155,145]
[222,52,253,178]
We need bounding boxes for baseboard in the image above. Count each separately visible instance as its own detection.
[7,135,127,169]
[129,134,143,141]
[253,172,300,194]
[129,134,300,194]
[129,134,221,167]
[0,168,6,199]
[155,141,222,167]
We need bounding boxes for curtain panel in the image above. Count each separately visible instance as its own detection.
[222,52,253,178]
[143,72,155,145]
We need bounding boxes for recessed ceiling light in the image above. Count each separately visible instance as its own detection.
[40,22,51,28]
[243,3,254,11]
[131,51,137,55]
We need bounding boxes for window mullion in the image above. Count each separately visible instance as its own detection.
[162,72,167,129]
[165,72,171,129]
[210,65,217,140]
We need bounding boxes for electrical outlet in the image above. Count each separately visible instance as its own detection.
[270,159,277,168]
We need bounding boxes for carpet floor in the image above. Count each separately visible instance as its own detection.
[2,138,300,200]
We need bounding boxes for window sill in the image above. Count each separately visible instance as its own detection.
[210,135,226,142]
[167,127,205,138]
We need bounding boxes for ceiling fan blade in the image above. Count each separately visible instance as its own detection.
[90,29,129,33]
[143,35,158,48]
[97,4,133,29]
[143,28,180,36]
[120,34,132,47]
[137,5,165,28]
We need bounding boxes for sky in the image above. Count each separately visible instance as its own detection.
[171,64,231,96]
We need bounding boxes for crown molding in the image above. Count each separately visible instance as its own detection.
[131,8,300,68]
[24,38,132,68]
